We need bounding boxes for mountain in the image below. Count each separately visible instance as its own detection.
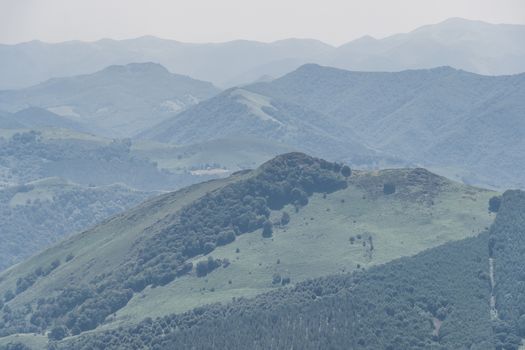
[330,17,525,76]
[0,178,150,271]
[138,87,386,165]
[6,107,96,134]
[0,19,523,90]
[0,153,496,348]
[246,64,525,189]
[0,63,220,137]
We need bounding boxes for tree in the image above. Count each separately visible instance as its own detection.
[383,183,396,195]
[3,290,14,302]
[489,196,501,213]
[262,220,273,238]
[48,325,68,341]
[280,212,290,226]
[341,165,352,178]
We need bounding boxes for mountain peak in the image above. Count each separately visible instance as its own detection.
[102,62,170,75]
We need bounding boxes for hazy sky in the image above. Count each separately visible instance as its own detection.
[1,0,524,45]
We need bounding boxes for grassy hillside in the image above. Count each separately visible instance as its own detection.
[0,177,150,271]
[0,63,220,137]
[58,228,496,350]
[0,153,496,348]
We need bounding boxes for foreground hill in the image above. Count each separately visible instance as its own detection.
[0,63,220,137]
[0,178,150,271]
[61,190,525,350]
[0,153,495,348]
[0,18,523,90]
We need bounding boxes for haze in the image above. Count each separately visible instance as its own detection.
[1,0,525,45]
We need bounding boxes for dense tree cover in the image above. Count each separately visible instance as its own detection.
[0,132,211,191]
[490,190,525,349]
[0,153,348,339]
[0,180,150,271]
[0,343,32,350]
[55,232,494,350]
[489,195,502,213]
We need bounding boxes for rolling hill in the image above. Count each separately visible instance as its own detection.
[0,18,523,90]
[0,153,497,349]
[0,63,220,137]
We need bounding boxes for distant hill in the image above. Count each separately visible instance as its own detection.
[0,63,220,137]
[0,153,495,348]
[138,88,384,165]
[247,64,525,189]
[0,178,150,271]
[0,18,523,90]
[0,130,220,191]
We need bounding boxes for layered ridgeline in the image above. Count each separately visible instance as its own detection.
[0,18,523,89]
[0,178,150,271]
[55,190,525,350]
[143,64,525,189]
[0,153,496,349]
[0,63,220,137]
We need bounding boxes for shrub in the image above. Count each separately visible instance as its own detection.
[489,196,501,213]
[49,325,68,341]
[272,274,282,285]
[383,183,396,195]
[280,211,290,226]
[262,220,273,238]
[341,165,352,178]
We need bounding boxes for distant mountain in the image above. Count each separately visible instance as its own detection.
[0,63,220,137]
[330,17,525,75]
[247,64,525,189]
[0,18,523,90]
[0,178,150,271]
[139,87,386,165]
[0,153,495,348]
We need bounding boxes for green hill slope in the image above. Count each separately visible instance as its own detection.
[57,190,525,350]
[0,153,496,349]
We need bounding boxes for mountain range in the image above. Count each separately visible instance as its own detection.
[0,18,524,90]
[140,64,525,190]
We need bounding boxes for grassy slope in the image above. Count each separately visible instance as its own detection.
[0,167,496,349]
[0,173,250,309]
[110,168,495,327]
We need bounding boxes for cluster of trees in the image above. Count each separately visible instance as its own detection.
[490,190,525,349]
[0,132,206,191]
[55,231,494,350]
[0,153,349,339]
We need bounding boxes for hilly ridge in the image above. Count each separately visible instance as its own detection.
[141,64,525,189]
[0,63,220,137]
[0,153,496,349]
[0,18,523,90]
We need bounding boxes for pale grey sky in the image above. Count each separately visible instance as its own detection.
[1,0,524,45]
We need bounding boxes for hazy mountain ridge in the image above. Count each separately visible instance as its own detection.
[246,64,525,189]
[0,18,523,90]
[0,62,220,137]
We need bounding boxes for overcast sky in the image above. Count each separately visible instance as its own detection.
[1,0,524,45]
